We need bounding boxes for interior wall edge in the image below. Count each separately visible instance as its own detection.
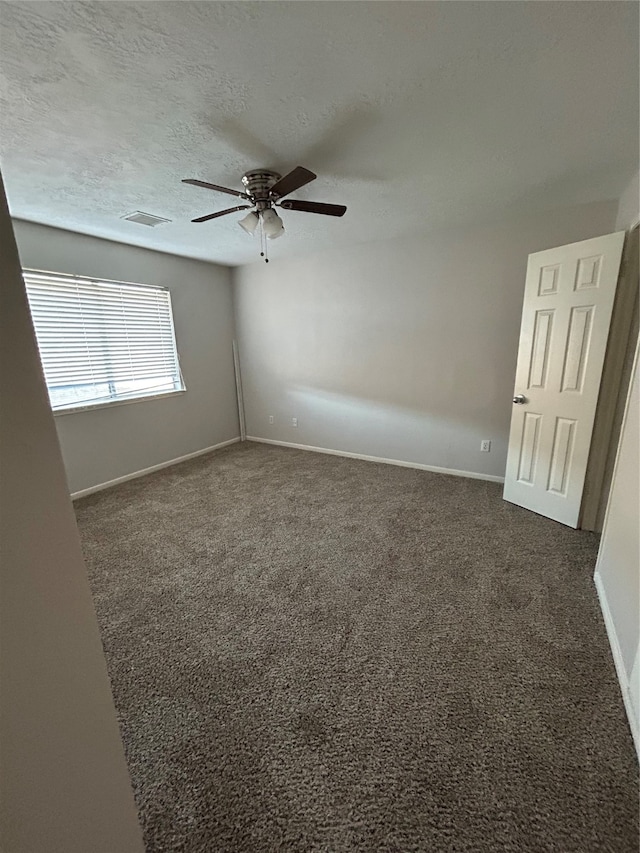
[593,571,640,761]
[0,174,145,851]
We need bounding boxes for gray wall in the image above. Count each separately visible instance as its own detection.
[13,220,240,493]
[0,178,144,851]
[233,200,617,479]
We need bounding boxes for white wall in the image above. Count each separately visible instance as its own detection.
[595,169,640,755]
[13,220,240,493]
[233,200,617,478]
[0,178,144,851]
[595,343,639,752]
[596,343,639,674]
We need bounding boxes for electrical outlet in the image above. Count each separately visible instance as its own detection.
[481,440,491,452]
[292,417,298,428]
[268,415,274,424]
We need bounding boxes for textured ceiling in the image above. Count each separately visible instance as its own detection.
[1,1,638,266]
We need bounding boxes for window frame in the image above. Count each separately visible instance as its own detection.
[23,267,186,416]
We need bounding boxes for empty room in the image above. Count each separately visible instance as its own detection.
[1,2,639,852]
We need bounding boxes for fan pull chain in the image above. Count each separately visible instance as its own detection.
[258,215,268,262]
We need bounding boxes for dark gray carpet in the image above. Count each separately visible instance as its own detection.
[75,442,639,853]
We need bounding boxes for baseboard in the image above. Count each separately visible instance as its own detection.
[246,436,505,484]
[71,437,241,499]
[594,571,640,760]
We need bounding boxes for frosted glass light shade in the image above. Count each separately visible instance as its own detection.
[238,211,259,234]
[267,226,285,240]
[261,208,285,239]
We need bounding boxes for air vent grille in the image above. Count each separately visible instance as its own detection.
[122,211,171,227]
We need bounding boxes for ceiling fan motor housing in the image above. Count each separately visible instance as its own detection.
[241,170,281,209]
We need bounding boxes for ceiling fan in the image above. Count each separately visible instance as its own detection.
[182,167,347,262]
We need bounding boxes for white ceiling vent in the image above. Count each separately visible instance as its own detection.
[122,211,171,227]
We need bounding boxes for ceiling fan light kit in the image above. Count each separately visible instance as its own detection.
[182,166,347,262]
[261,207,285,239]
[238,211,259,234]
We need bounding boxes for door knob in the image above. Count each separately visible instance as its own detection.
[513,394,527,404]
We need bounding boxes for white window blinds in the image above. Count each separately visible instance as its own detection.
[24,269,185,412]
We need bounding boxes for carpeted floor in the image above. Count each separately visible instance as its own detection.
[76,441,639,853]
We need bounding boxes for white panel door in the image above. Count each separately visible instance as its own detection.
[503,231,625,527]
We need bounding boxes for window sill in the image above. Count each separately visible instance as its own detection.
[53,389,186,417]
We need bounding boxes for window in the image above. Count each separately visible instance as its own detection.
[24,269,185,412]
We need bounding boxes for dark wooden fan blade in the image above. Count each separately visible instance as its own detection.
[183,178,249,199]
[279,199,346,217]
[191,205,250,223]
[269,167,317,199]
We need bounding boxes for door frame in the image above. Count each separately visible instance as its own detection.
[581,225,639,531]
